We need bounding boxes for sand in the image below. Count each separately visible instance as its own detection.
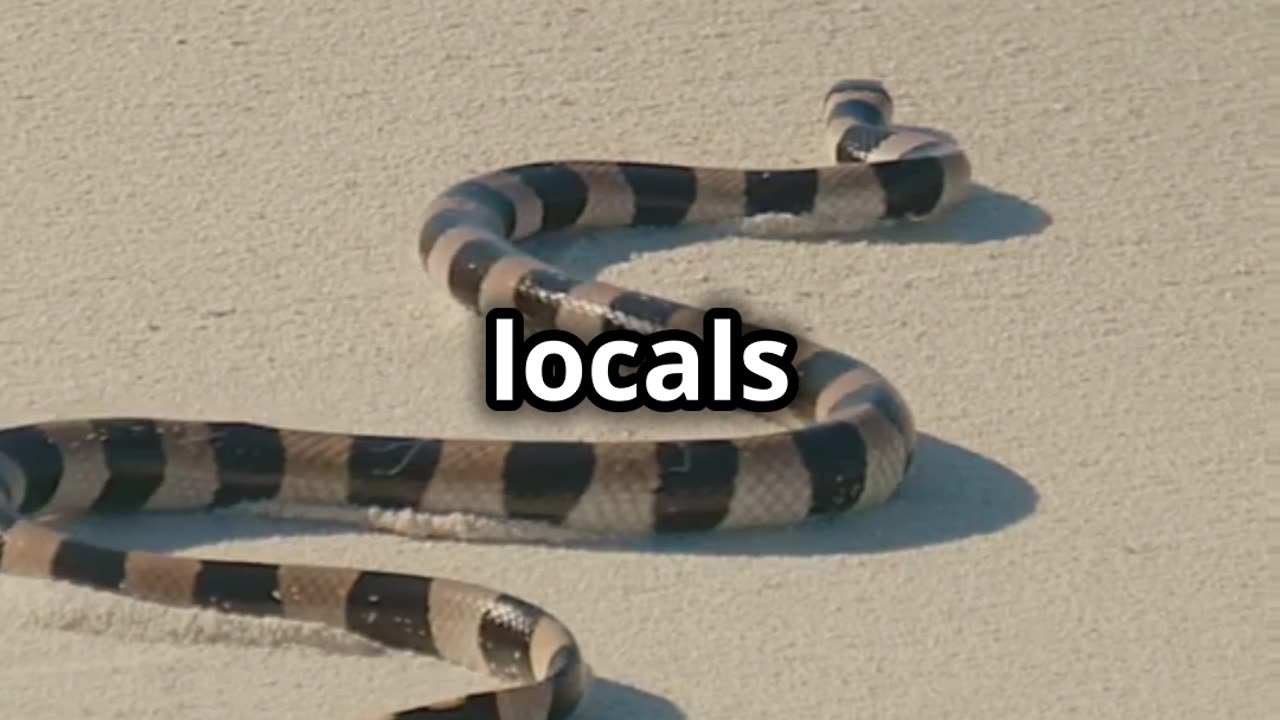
[0,1,1270,718]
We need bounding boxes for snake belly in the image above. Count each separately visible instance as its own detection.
[0,80,971,719]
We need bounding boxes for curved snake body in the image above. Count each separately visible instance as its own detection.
[0,80,971,719]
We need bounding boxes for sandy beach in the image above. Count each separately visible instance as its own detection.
[0,1,1269,718]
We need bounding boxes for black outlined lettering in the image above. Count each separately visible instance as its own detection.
[484,307,799,413]
[646,338,700,406]
[524,337,582,406]
[591,337,642,406]
[486,309,520,410]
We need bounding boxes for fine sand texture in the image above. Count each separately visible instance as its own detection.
[0,2,1270,719]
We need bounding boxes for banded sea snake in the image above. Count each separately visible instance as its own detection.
[0,80,972,719]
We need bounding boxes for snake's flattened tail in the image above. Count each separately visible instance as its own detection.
[823,77,896,159]
[823,78,971,220]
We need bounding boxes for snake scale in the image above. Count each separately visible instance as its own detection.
[0,80,971,719]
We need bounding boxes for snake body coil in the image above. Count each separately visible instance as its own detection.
[0,80,971,719]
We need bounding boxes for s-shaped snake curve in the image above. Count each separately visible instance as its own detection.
[0,80,971,719]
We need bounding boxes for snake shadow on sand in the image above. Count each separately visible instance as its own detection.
[525,183,1051,278]
[596,433,1036,558]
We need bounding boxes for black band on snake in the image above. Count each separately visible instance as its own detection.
[0,80,971,719]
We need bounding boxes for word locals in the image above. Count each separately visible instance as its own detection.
[485,307,799,412]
